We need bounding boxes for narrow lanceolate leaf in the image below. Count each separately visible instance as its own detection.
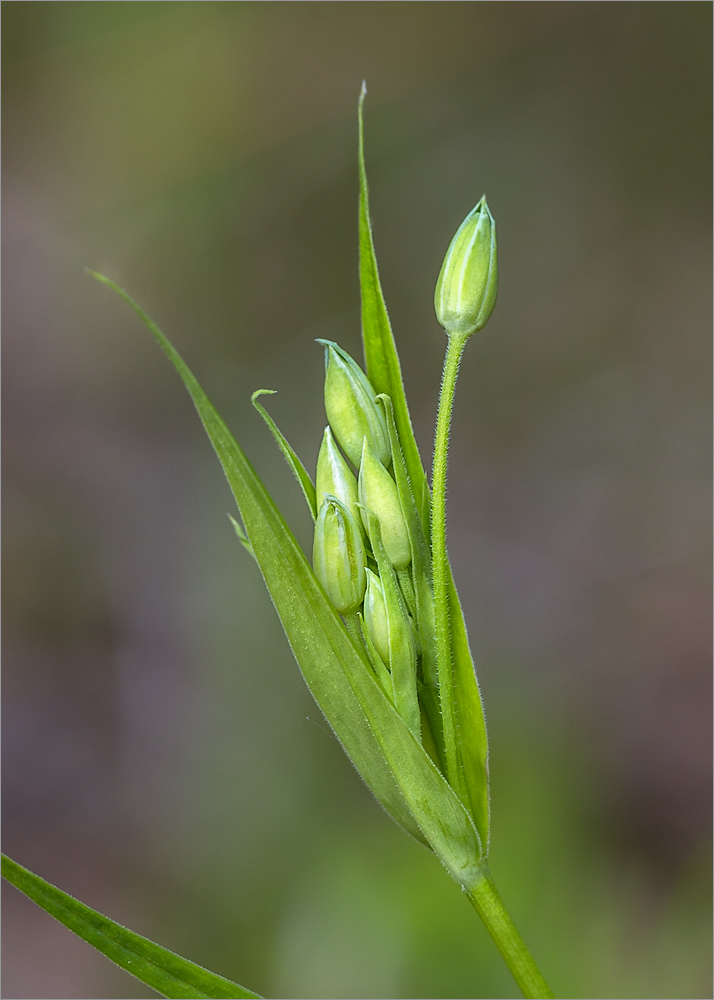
[447,572,490,850]
[357,85,429,532]
[91,273,486,883]
[88,270,421,845]
[251,390,317,520]
[1,855,261,1000]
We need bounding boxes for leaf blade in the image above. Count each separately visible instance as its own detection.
[92,273,486,880]
[357,86,430,531]
[1,854,261,1000]
[447,573,491,850]
[88,270,424,844]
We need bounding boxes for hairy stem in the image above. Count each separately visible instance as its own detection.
[431,332,468,792]
[466,867,554,999]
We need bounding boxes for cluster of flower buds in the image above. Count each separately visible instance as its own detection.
[310,197,499,750]
[312,341,420,736]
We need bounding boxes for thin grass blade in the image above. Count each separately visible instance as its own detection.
[448,575,491,849]
[1,855,261,1000]
[357,85,429,531]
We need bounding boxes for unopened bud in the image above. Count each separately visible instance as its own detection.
[434,196,498,340]
[318,340,390,468]
[316,426,360,527]
[313,496,366,614]
[358,439,411,570]
[364,568,390,666]
[365,563,418,731]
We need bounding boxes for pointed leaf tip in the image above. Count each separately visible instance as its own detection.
[251,389,317,519]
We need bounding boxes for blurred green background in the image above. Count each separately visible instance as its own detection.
[2,3,711,998]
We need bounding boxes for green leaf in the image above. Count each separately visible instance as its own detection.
[251,390,317,520]
[88,270,423,845]
[90,272,485,882]
[357,85,430,532]
[447,574,491,850]
[1,854,261,1000]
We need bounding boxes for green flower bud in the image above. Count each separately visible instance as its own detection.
[358,438,411,570]
[364,568,390,666]
[318,340,390,468]
[313,496,366,614]
[364,568,417,672]
[434,195,498,340]
[315,426,360,527]
[364,563,419,736]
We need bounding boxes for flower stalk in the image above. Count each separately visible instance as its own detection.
[431,331,470,791]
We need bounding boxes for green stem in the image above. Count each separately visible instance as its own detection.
[432,339,551,998]
[466,867,554,999]
[431,332,468,791]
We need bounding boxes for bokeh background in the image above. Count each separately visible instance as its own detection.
[2,4,711,998]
